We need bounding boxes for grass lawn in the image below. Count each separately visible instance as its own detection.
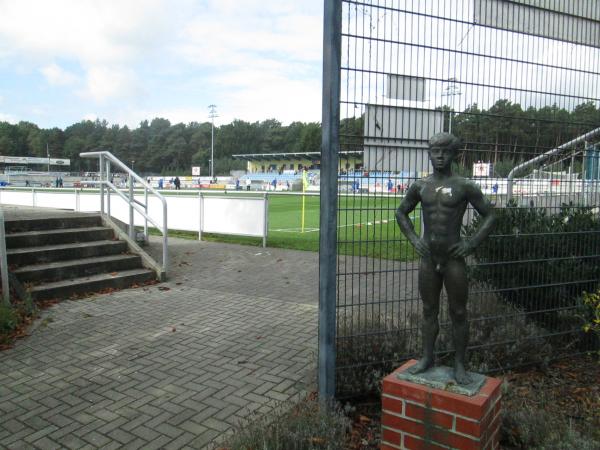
[162,192,419,261]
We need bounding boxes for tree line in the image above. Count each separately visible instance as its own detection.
[0,118,323,175]
[452,100,600,176]
[0,99,598,176]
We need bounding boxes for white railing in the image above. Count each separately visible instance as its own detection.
[507,126,600,201]
[79,151,168,274]
[0,208,9,306]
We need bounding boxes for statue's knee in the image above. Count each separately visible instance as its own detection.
[422,307,440,322]
[450,309,467,323]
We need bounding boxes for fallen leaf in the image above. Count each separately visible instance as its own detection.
[158,286,171,291]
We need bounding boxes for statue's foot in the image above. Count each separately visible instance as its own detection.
[408,358,434,375]
[454,363,472,385]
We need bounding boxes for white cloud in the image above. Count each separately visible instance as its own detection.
[0,0,324,126]
[82,66,141,103]
[0,0,185,65]
[40,63,78,86]
[0,113,15,123]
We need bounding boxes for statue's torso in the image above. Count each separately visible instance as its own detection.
[417,175,469,256]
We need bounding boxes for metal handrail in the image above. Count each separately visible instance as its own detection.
[507,126,600,201]
[0,208,9,306]
[79,151,168,273]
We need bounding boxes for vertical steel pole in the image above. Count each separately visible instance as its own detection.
[198,192,203,241]
[129,173,135,240]
[263,192,268,248]
[106,158,111,217]
[144,186,148,240]
[318,0,341,401]
[99,154,105,215]
[0,208,10,306]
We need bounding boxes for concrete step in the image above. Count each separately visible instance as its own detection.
[4,214,102,233]
[27,268,156,301]
[6,226,115,249]
[7,240,128,266]
[13,254,143,284]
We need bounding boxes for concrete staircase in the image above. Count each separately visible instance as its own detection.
[5,213,156,301]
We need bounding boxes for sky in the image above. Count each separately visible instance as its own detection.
[0,0,323,129]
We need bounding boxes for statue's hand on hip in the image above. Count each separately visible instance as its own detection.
[413,239,430,258]
[449,240,473,258]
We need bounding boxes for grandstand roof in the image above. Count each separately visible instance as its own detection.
[232,150,363,162]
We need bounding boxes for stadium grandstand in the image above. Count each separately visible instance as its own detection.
[232,150,426,193]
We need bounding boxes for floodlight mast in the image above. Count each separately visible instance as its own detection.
[442,78,461,133]
[208,104,218,182]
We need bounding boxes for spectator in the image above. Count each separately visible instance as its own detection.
[158,178,164,189]
[246,178,251,191]
[236,178,240,190]
[271,178,277,191]
[174,176,181,190]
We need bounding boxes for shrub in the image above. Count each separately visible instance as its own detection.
[335,291,554,397]
[501,405,600,450]
[335,311,419,397]
[580,289,600,354]
[437,288,554,373]
[466,201,600,328]
[216,396,351,450]
[0,304,18,334]
[582,289,600,335]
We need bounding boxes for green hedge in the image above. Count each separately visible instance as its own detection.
[467,201,600,326]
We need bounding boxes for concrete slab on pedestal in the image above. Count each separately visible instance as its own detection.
[396,363,487,396]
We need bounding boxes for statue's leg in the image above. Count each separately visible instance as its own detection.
[444,259,471,384]
[409,257,443,374]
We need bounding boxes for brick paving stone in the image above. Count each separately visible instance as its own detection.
[32,436,61,450]
[0,228,318,449]
[107,427,137,445]
[189,429,221,448]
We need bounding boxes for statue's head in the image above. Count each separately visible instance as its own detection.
[428,132,461,171]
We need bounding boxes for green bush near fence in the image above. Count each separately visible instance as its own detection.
[466,201,600,330]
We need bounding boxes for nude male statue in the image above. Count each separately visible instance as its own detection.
[395,133,496,384]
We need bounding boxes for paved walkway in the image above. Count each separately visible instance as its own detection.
[0,210,319,449]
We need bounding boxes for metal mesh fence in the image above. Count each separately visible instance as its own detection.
[332,0,600,398]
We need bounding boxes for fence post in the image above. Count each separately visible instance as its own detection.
[32,187,36,207]
[198,192,203,241]
[318,0,341,401]
[263,192,268,248]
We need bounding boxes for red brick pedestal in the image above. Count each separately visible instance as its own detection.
[381,360,502,450]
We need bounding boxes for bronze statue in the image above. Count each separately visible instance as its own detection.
[396,133,496,384]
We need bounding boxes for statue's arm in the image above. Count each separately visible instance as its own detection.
[466,181,496,249]
[450,181,496,257]
[395,182,429,257]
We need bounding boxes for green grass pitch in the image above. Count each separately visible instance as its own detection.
[198,193,420,260]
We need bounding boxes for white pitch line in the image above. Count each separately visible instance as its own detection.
[271,212,413,234]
